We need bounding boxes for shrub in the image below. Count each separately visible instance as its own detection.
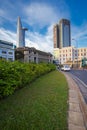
[0,60,56,98]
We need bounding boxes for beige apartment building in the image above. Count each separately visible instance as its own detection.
[53,46,87,68]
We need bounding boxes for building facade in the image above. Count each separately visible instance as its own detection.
[0,40,15,61]
[53,19,71,49]
[15,47,53,63]
[17,17,28,47]
[53,24,59,48]
[78,48,87,62]
[53,46,87,68]
[59,19,71,48]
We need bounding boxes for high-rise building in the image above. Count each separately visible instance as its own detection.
[59,19,71,48]
[53,19,71,49]
[53,24,59,48]
[17,17,28,47]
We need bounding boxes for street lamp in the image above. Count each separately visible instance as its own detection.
[72,39,78,68]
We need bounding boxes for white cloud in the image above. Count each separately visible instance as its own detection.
[24,3,57,27]
[25,24,54,53]
[24,2,70,28]
[0,1,69,30]
[1,0,87,53]
[0,28,16,44]
[0,1,72,53]
[0,25,54,53]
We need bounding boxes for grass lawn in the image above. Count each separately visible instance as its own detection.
[0,70,68,130]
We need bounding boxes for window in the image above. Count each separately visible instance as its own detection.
[8,52,13,55]
[34,52,36,54]
[2,51,6,54]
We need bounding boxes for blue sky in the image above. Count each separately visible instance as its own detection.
[0,0,87,52]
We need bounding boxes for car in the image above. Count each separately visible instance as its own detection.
[61,65,71,71]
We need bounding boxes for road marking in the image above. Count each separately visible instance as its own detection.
[70,73,87,88]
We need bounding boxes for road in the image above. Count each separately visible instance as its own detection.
[66,69,87,104]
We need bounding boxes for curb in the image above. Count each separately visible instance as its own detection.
[78,89,87,128]
[62,72,87,130]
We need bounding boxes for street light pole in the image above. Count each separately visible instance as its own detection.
[72,39,78,68]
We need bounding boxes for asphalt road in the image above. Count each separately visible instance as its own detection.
[66,69,87,104]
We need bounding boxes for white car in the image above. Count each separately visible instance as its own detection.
[61,65,71,71]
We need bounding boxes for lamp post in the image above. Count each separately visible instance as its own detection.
[72,39,78,68]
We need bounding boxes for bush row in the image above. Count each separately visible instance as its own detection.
[0,60,56,98]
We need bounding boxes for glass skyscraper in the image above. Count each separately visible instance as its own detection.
[53,19,71,49]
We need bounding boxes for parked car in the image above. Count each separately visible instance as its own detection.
[61,65,71,71]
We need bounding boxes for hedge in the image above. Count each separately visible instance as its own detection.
[0,60,56,98]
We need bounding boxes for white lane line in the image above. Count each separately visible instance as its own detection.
[71,73,87,88]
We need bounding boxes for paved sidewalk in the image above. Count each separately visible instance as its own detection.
[63,73,86,130]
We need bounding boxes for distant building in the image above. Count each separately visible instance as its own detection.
[53,24,59,48]
[59,19,71,48]
[0,40,15,61]
[17,17,28,47]
[15,47,53,63]
[53,19,71,49]
[53,46,87,68]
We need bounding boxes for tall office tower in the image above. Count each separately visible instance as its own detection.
[17,17,28,47]
[53,19,71,49]
[53,24,60,48]
[59,19,71,48]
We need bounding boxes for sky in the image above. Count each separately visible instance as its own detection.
[0,0,87,53]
